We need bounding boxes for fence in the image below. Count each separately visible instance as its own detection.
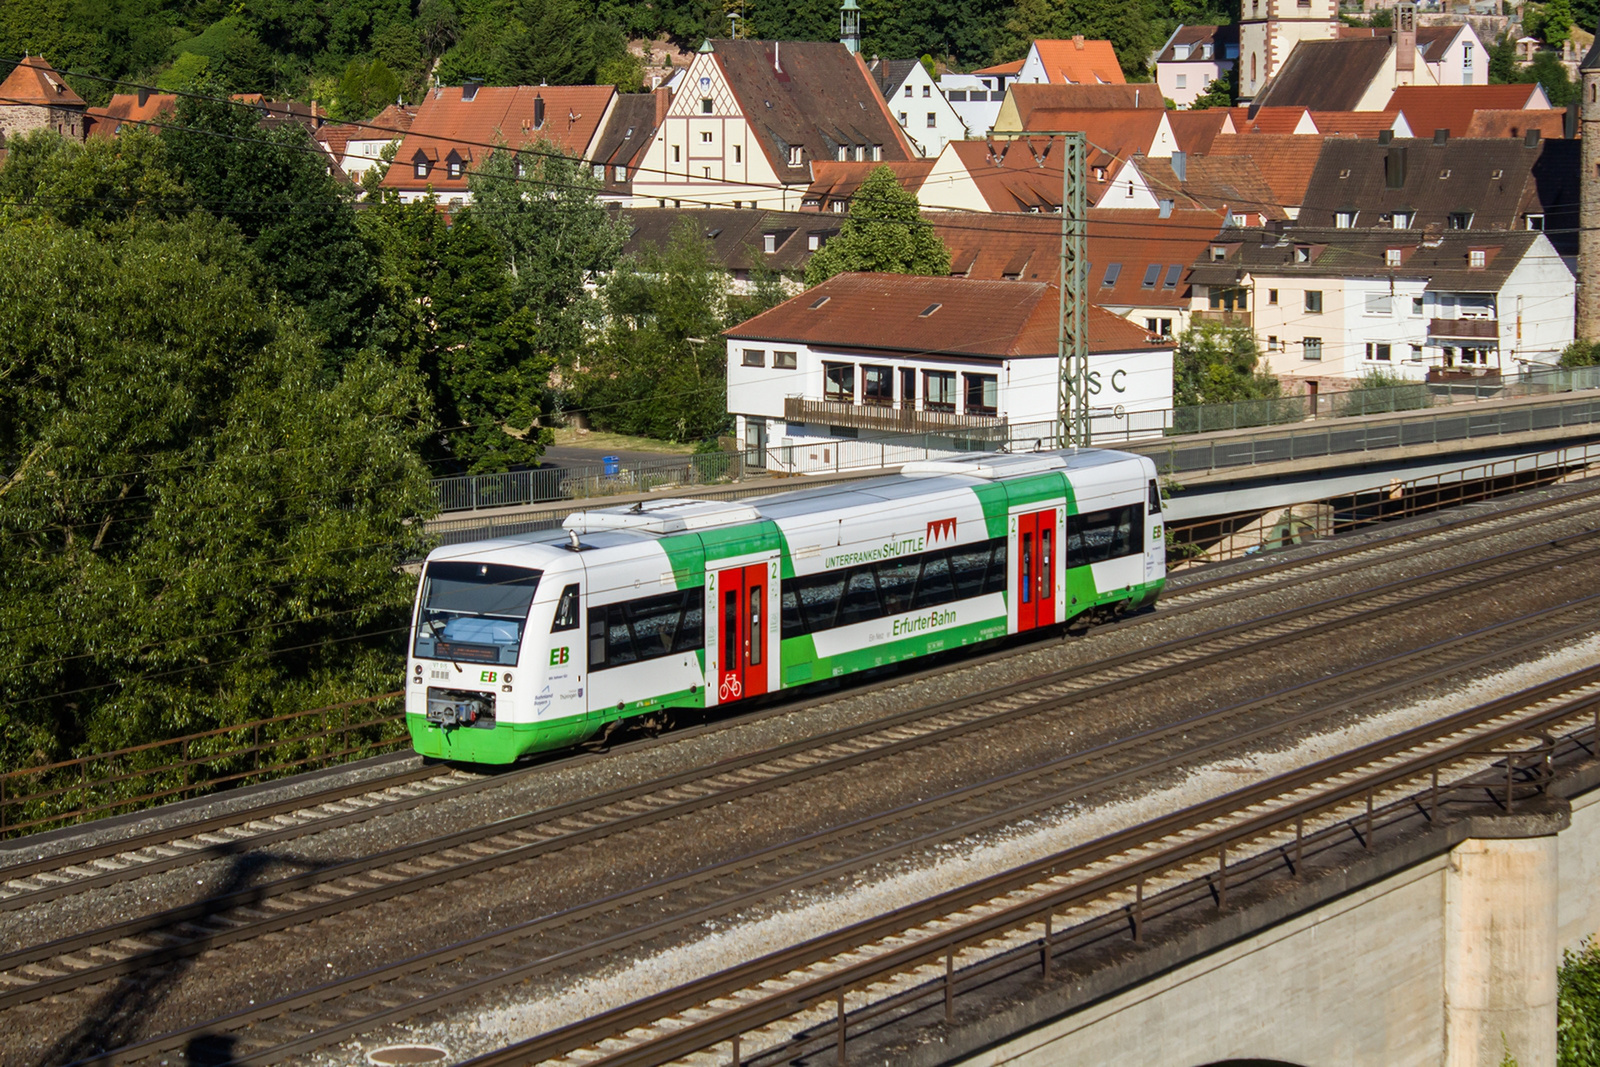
[0,692,406,839]
[429,366,1600,514]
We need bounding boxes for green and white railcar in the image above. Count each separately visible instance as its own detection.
[406,448,1166,764]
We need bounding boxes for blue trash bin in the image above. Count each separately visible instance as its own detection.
[602,455,620,476]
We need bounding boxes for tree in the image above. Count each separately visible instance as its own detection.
[1519,49,1579,106]
[1172,323,1281,407]
[1560,339,1600,367]
[0,213,433,770]
[0,128,191,230]
[804,166,951,287]
[1488,33,1519,84]
[361,192,548,471]
[1526,0,1575,48]
[577,217,735,441]
[1189,69,1234,109]
[995,0,1158,79]
[162,93,380,367]
[334,58,402,120]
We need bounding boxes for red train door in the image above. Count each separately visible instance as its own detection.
[1016,509,1056,632]
[716,564,769,704]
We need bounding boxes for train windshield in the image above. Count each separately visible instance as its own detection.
[413,561,542,666]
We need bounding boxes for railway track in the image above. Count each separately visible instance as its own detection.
[26,528,1600,1065]
[7,479,1598,920]
[472,664,1600,1067]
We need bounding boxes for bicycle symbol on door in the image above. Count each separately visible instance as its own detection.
[719,676,743,701]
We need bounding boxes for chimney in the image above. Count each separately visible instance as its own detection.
[1433,128,1448,144]
[463,78,481,102]
[1073,34,1085,49]
[1566,101,1578,139]
[534,93,545,129]
[137,87,149,107]
[1378,128,1393,144]
[1385,145,1408,189]
[1526,127,1542,147]
[1171,150,1187,182]
[1395,1,1416,74]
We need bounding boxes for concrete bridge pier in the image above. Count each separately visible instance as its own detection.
[1444,827,1561,1067]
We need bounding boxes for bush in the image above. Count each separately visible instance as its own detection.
[1330,371,1431,416]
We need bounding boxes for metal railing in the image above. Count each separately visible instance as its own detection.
[429,366,1600,514]
[784,396,1008,436]
[0,692,406,838]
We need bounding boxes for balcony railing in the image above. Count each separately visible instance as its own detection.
[1428,317,1499,339]
[785,397,1007,437]
[1193,309,1252,328]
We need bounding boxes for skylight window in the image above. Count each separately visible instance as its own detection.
[1163,264,1182,289]
[1102,263,1122,286]
[1141,264,1161,289]
[809,296,831,309]
[919,303,942,317]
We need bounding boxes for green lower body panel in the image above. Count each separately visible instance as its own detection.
[407,713,598,764]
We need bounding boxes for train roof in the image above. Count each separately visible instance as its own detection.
[425,448,1151,565]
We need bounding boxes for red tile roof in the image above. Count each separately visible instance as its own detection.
[941,127,1162,211]
[1462,108,1568,139]
[725,272,1156,356]
[381,84,614,196]
[1005,83,1164,122]
[1137,154,1287,220]
[1306,110,1404,137]
[1222,106,1311,135]
[1028,38,1127,85]
[803,160,934,209]
[1203,133,1326,209]
[1167,109,1233,154]
[0,56,85,107]
[927,209,1220,310]
[973,59,1024,76]
[1385,84,1548,138]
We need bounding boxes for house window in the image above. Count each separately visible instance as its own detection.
[762,232,777,253]
[1335,211,1356,228]
[672,145,681,163]
[923,85,932,97]
[1305,290,1323,313]
[872,145,882,160]
[774,350,798,369]
[1527,214,1545,230]
[862,365,894,406]
[1146,317,1159,333]
[1392,212,1414,229]
[924,370,957,411]
[1268,288,1279,305]
[1366,342,1392,361]
[1410,344,1424,361]
[614,165,627,181]
[808,233,820,250]
[448,159,463,179]
[823,362,856,402]
[702,98,714,114]
[743,349,766,367]
[703,166,711,177]
[964,373,998,415]
[1469,249,1486,267]
[899,111,908,124]
[1176,74,1188,89]
[414,161,428,178]
[1303,337,1323,361]
[701,132,713,143]
[1157,318,1173,336]
[1141,264,1161,289]
[1366,293,1392,315]
[787,146,802,166]
[1164,265,1181,289]
[1295,246,1311,263]
[592,164,604,180]
[900,368,916,406]
[1267,335,1280,351]
[734,145,742,163]
[1386,248,1403,267]
[927,112,937,128]
[1449,212,1473,230]
[1102,263,1122,286]
[1413,296,1425,315]
[837,145,848,161]
[1210,246,1227,261]
[904,85,913,97]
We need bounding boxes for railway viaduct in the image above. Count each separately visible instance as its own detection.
[854,756,1600,1067]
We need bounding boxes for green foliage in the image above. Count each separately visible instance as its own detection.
[1560,939,1600,1067]
[0,214,433,771]
[1189,69,1234,109]
[434,0,631,86]
[1526,0,1575,48]
[996,0,1158,79]
[361,192,551,472]
[1560,339,1600,367]
[161,93,379,365]
[577,217,735,442]
[334,57,402,120]
[1331,370,1430,415]
[1488,34,1519,84]
[804,165,951,287]
[1173,323,1281,407]
[0,128,191,230]
[1519,49,1579,106]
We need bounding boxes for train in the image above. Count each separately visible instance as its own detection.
[405,448,1167,764]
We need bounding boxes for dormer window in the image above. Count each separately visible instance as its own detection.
[1201,43,1213,59]
[1335,211,1357,228]
[415,160,429,178]
[763,232,777,253]
[448,159,463,179]
[1210,246,1227,262]
[1392,211,1414,229]
[1174,44,1191,60]
[1386,248,1403,266]
[1449,211,1474,230]
[1295,246,1311,262]
[788,146,801,165]
[1469,248,1486,268]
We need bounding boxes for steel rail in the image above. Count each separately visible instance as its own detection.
[47,592,1600,1067]
[9,528,1595,1015]
[8,480,1596,915]
[482,668,1600,1067]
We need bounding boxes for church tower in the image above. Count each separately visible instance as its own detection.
[1580,29,1600,341]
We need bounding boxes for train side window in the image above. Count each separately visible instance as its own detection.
[982,541,1008,595]
[1040,528,1052,599]
[877,557,918,614]
[723,589,739,666]
[781,584,804,639]
[837,568,882,627]
[551,584,581,632]
[628,594,682,656]
[605,604,639,667]
[748,586,762,665]
[911,552,955,608]
[674,591,705,652]
[949,545,990,598]
[588,614,607,666]
[1148,479,1162,515]
[1020,532,1033,603]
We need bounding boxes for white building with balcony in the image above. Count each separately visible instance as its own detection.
[724,273,1174,468]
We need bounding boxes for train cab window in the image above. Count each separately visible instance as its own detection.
[551,584,581,631]
[1040,529,1052,600]
[1067,505,1143,567]
[1020,531,1033,603]
[1148,479,1162,515]
[588,614,607,666]
[724,589,739,665]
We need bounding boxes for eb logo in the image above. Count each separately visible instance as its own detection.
[549,647,570,666]
[479,670,498,683]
